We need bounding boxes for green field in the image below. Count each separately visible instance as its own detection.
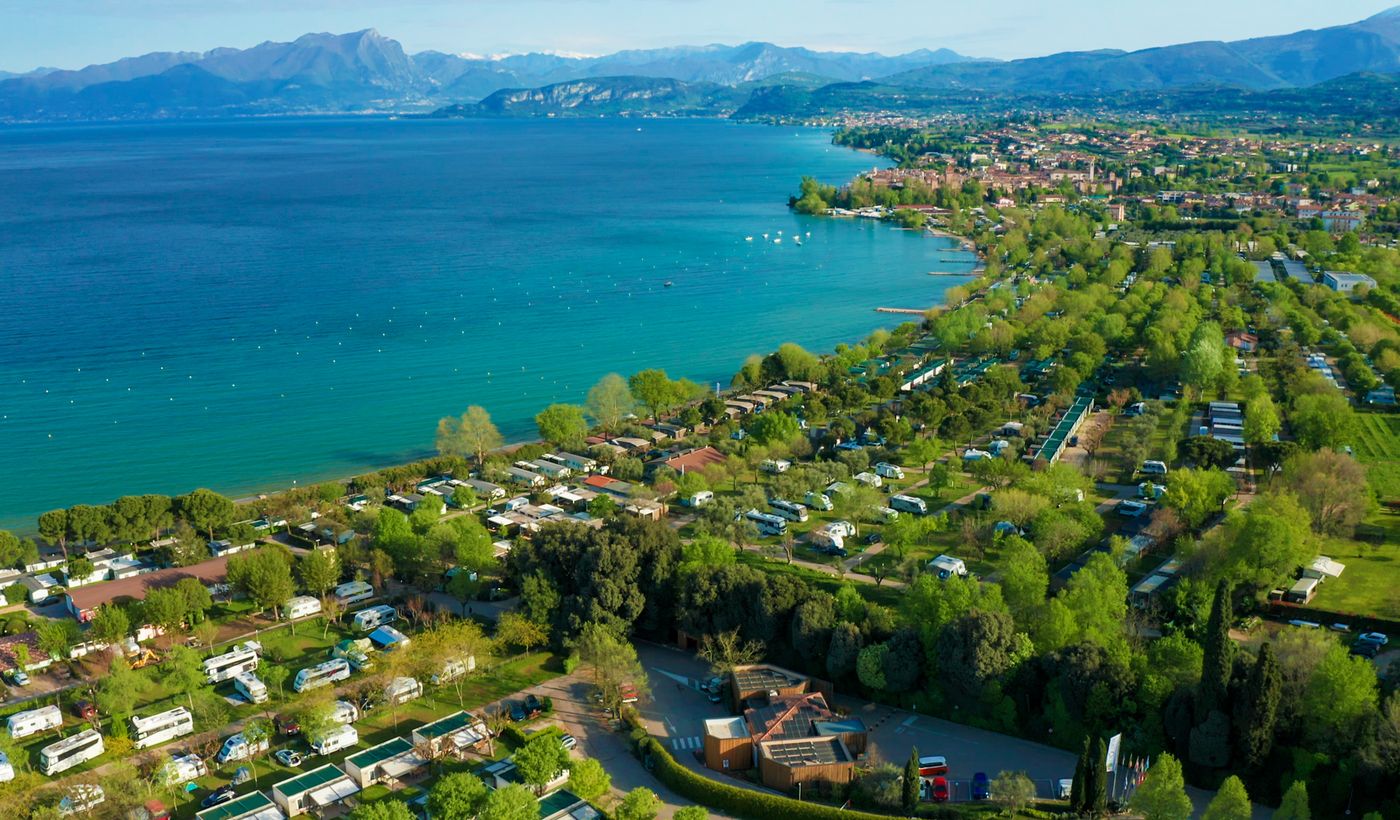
[1310,535,1400,622]
[1354,410,1400,503]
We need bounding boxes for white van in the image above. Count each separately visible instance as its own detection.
[8,704,62,739]
[330,700,360,725]
[234,672,269,704]
[284,595,323,620]
[874,462,905,480]
[890,494,928,516]
[384,676,423,706]
[1140,460,1168,476]
[430,657,475,685]
[310,724,359,756]
[353,605,398,632]
[216,732,269,764]
[334,580,374,606]
[681,491,713,508]
[0,751,13,783]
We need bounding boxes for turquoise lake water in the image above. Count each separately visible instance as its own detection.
[0,117,974,531]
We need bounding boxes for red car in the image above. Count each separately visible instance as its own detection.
[929,776,950,803]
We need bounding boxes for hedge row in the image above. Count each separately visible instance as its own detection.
[641,737,963,820]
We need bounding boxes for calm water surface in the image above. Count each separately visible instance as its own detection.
[0,117,973,530]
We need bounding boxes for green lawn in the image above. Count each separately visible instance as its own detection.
[1310,535,1400,621]
[1354,410,1400,503]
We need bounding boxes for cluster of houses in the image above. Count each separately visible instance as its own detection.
[702,665,867,792]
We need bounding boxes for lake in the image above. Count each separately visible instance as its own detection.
[0,116,974,530]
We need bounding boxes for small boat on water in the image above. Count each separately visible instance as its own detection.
[664,281,673,288]
[794,237,803,245]
[762,233,770,240]
[774,238,782,244]
[745,236,754,241]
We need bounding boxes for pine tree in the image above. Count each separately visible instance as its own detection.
[1202,775,1251,820]
[1129,753,1193,820]
[1273,781,1310,820]
[1198,579,1234,719]
[1233,642,1281,769]
[902,747,920,814]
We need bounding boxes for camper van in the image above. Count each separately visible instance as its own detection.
[1140,460,1168,476]
[284,596,323,620]
[293,659,352,693]
[680,490,714,508]
[234,672,268,704]
[216,732,269,764]
[805,492,834,512]
[161,753,207,785]
[890,495,928,516]
[8,704,62,739]
[875,506,900,523]
[352,605,398,632]
[203,642,262,684]
[384,676,424,706]
[330,700,360,725]
[310,724,359,756]
[874,462,905,480]
[430,657,476,685]
[334,580,375,606]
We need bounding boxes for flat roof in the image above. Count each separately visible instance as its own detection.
[760,736,850,767]
[346,737,414,770]
[732,665,806,692]
[196,791,282,820]
[273,764,349,798]
[414,711,481,740]
[65,555,230,611]
[703,717,749,740]
[538,790,585,818]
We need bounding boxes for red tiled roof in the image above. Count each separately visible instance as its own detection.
[663,447,727,474]
[65,555,231,614]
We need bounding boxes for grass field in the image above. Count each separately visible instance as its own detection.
[1354,410,1400,503]
[1310,535,1400,621]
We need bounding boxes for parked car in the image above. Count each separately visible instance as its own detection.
[273,749,303,768]
[560,734,577,751]
[200,787,236,809]
[72,700,97,720]
[972,772,991,800]
[826,546,849,557]
[917,756,948,776]
[1358,632,1389,646]
[619,683,640,704]
[1352,641,1381,659]
[863,533,880,545]
[524,694,542,716]
[5,669,30,687]
[929,776,950,802]
[275,714,301,736]
[508,701,527,722]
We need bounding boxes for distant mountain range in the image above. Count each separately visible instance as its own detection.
[4,7,1400,121]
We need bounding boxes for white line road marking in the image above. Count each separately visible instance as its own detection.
[901,716,918,727]
[670,736,702,751]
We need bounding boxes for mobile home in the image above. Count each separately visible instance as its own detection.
[352,605,398,632]
[310,724,359,756]
[383,676,423,706]
[890,495,928,516]
[8,705,62,739]
[284,596,323,620]
[234,672,269,704]
[333,580,375,606]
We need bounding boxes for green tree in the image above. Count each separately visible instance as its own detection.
[1070,736,1091,814]
[37,509,68,554]
[1302,643,1379,751]
[479,784,538,820]
[901,747,920,813]
[535,404,589,450]
[97,656,149,722]
[566,758,611,802]
[513,733,569,794]
[628,369,682,422]
[615,788,661,820]
[227,547,296,616]
[142,587,189,633]
[436,406,504,465]
[856,643,888,690]
[1085,736,1107,816]
[1233,642,1280,769]
[1274,781,1310,820]
[349,802,414,820]
[673,808,707,820]
[748,412,800,446]
[178,488,237,541]
[35,619,78,662]
[991,771,1036,817]
[1224,491,1313,591]
[1129,753,1192,820]
[175,577,214,622]
[428,773,490,820]
[997,535,1048,617]
[1202,776,1251,820]
[1164,468,1234,529]
[1198,580,1234,717]
[297,549,342,599]
[64,557,95,583]
[1280,449,1372,536]
[586,373,636,432]
[1243,395,1280,445]
[1290,392,1356,451]
[903,437,939,472]
[495,612,548,654]
[1181,436,1237,470]
[262,662,289,700]
[88,604,130,646]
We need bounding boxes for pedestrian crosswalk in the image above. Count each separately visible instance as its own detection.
[670,736,702,751]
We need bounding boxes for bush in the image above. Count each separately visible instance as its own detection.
[541,695,554,713]
[2,585,25,606]
[562,654,580,674]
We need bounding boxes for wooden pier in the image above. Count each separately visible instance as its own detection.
[875,307,931,315]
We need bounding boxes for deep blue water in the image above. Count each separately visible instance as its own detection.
[0,117,972,531]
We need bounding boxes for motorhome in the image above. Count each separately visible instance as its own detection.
[334,580,375,606]
[40,729,105,775]
[203,642,262,684]
[284,596,323,620]
[160,753,207,785]
[310,724,359,756]
[805,492,833,512]
[131,707,195,749]
[58,784,105,816]
[853,471,883,488]
[742,510,788,537]
[352,605,398,632]
[384,676,423,706]
[874,462,905,480]
[234,672,269,704]
[875,506,900,523]
[0,752,12,784]
[680,490,714,508]
[293,659,352,693]
[8,704,62,739]
[767,499,809,523]
[330,700,360,725]
[430,657,475,685]
[890,494,928,515]
[216,732,269,764]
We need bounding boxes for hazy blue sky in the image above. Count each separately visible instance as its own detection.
[2,0,1395,72]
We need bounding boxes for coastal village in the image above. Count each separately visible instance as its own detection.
[0,121,1397,820]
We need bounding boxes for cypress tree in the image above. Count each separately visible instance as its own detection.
[1087,736,1109,816]
[1233,642,1281,769]
[902,746,920,814]
[1274,780,1311,820]
[1198,579,1234,719]
[1070,736,1090,814]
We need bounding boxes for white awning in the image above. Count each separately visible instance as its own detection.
[449,728,486,750]
[307,779,360,807]
[379,754,427,781]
